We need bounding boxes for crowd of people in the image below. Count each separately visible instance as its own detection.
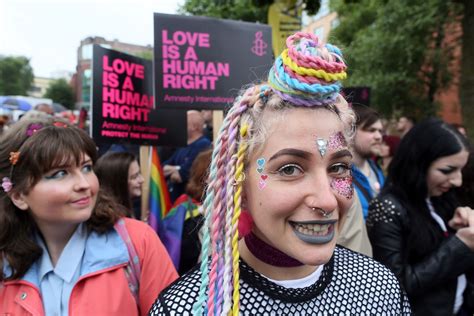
[1,31,473,316]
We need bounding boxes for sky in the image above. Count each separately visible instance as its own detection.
[0,0,183,78]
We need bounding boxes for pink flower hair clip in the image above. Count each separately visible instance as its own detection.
[53,121,68,128]
[26,123,43,136]
[2,177,12,193]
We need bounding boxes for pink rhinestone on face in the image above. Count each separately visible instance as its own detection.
[330,177,353,199]
[328,131,347,151]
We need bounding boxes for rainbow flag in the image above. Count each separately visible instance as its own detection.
[148,146,172,231]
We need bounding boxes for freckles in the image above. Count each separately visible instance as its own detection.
[330,177,353,199]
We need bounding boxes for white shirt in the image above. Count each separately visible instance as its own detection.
[264,265,324,289]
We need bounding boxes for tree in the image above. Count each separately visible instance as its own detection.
[179,0,320,23]
[180,0,269,23]
[44,79,75,110]
[0,56,34,95]
[331,0,461,118]
[458,0,474,139]
[135,50,153,61]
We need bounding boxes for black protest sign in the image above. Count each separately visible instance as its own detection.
[154,13,273,110]
[92,45,186,146]
[342,87,371,106]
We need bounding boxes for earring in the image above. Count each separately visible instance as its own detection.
[311,207,331,218]
[238,210,253,238]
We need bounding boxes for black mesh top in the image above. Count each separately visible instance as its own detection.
[149,246,411,315]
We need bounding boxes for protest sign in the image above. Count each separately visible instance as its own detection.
[92,45,186,146]
[342,87,371,106]
[154,13,273,110]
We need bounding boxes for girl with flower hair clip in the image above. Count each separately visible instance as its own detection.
[149,32,411,315]
[0,118,178,315]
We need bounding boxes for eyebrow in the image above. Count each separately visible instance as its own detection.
[330,149,353,160]
[268,148,312,161]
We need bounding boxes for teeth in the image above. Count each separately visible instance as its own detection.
[294,223,330,236]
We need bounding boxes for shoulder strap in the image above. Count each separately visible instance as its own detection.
[352,175,372,203]
[114,218,141,304]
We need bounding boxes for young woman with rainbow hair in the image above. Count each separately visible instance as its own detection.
[149,32,411,315]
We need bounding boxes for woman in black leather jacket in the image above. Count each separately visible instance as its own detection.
[367,118,474,316]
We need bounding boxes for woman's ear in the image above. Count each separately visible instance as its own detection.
[9,192,29,211]
[241,188,248,209]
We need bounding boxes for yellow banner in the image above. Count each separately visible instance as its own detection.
[268,0,302,57]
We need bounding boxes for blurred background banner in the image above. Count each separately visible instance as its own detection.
[268,0,302,57]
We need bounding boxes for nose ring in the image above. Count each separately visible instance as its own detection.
[311,207,331,218]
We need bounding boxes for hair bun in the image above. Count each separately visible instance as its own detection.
[267,32,347,107]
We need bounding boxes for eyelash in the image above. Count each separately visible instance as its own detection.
[82,164,93,173]
[329,163,351,177]
[439,168,454,175]
[277,163,303,176]
[275,162,351,178]
[45,163,93,179]
[45,170,67,180]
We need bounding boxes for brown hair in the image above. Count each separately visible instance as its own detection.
[352,103,381,130]
[95,152,137,215]
[0,118,124,281]
[185,149,212,201]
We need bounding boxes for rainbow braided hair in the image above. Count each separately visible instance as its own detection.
[193,32,350,316]
[268,32,347,107]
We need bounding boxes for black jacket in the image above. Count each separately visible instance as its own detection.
[367,193,474,316]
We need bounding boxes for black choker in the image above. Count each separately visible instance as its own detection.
[244,232,303,267]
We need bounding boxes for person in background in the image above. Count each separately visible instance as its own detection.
[455,147,474,208]
[35,103,54,116]
[452,123,467,138]
[201,110,214,141]
[95,151,145,219]
[367,118,474,315]
[337,193,373,257]
[0,118,177,315]
[160,149,212,275]
[396,115,416,138]
[376,135,401,175]
[20,110,50,122]
[149,32,410,315]
[351,104,385,220]
[163,110,211,203]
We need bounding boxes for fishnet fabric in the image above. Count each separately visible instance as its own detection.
[149,246,411,315]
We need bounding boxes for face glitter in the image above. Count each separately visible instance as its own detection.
[328,131,347,151]
[330,176,353,199]
[316,138,328,157]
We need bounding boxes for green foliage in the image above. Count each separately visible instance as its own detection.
[0,56,34,95]
[251,0,320,15]
[135,50,153,61]
[331,0,461,118]
[179,0,269,23]
[180,0,320,22]
[44,79,75,110]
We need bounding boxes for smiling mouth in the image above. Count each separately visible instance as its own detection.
[72,197,90,205]
[290,220,337,236]
[289,220,337,244]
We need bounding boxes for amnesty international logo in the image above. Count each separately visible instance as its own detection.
[251,31,268,57]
